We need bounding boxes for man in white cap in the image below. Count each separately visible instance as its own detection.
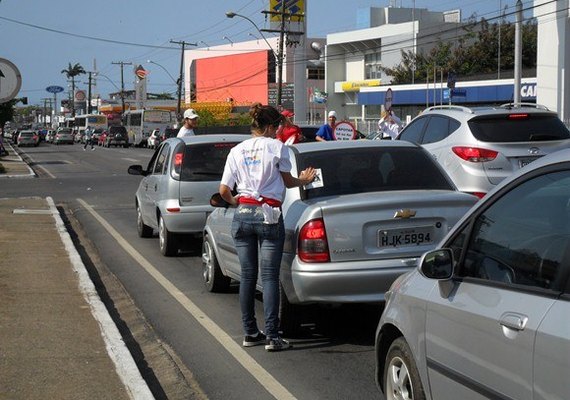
[177,109,199,137]
[315,110,337,141]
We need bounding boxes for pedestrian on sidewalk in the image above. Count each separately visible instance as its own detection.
[83,126,95,150]
[219,103,315,352]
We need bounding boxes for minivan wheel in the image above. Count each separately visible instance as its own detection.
[202,235,230,292]
[137,203,153,238]
[384,337,426,400]
[159,215,178,256]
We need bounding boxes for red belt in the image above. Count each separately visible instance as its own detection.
[238,197,282,207]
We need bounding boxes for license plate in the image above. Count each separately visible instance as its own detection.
[378,226,434,248]
[519,157,539,168]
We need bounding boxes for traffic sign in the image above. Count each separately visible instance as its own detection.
[384,88,393,111]
[334,121,357,141]
[46,85,64,94]
[0,58,22,104]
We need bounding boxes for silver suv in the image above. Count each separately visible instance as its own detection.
[397,103,570,198]
[128,134,249,256]
[375,148,570,400]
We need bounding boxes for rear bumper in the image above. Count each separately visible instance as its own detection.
[282,256,418,304]
[160,209,209,234]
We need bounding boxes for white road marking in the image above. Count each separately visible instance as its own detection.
[122,158,139,162]
[48,197,154,400]
[77,198,296,400]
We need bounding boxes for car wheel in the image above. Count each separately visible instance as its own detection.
[159,215,179,256]
[279,283,303,336]
[136,203,153,238]
[202,234,230,292]
[384,337,426,400]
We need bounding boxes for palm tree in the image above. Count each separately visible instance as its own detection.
[61,63,86,117]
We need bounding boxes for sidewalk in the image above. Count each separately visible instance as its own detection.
[0,195,154,399]
[0,141,35,179]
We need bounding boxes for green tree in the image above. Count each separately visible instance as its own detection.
[0,100,16,130]
[60,62,86,117]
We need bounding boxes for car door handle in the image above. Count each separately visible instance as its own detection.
[154,184,158,191]
[500,312,528,331]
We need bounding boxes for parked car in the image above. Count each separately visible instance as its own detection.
[53,129,74,145]
[396,103,570,198]
[128,134,250,256]
[375,147,570,400]
[202,140,479,333]
[147,129,161,149]
[92,128,105,143]
[16,130,38,147]
[103,126,129,148]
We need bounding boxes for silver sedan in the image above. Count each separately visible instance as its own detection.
[202,140,478,334]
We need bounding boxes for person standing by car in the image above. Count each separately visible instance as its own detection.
[276,109,302,145]
[378,110,403,140]
[315,110,337,141]
[219,103,316,352]
[83,126,95,150]
[177,109,199,137]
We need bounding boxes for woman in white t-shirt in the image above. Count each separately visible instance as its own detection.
[219,103,315,352]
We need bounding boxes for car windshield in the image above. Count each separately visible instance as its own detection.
[20,132,33,137]
[468,114,570,142]
[297,147,454,200]
[180,142,238,182]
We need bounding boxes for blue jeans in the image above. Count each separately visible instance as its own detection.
[231,205,284,338]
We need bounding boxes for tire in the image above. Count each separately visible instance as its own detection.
[202,234,230,292]
[136,203,153,238]
[384,337,426,400]
[279,283,304,336]
[159,215,179,256]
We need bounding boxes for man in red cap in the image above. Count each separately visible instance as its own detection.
[276,109,302,145]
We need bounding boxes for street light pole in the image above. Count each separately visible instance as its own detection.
[146,60,178,84]
[112,61,132,116]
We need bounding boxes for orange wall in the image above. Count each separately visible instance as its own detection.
[196,51,269,103]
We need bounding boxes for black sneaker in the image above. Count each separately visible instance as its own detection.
[265,337,291,352]
[243,331,266,347]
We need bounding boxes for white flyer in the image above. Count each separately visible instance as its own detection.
[304,168,324,189]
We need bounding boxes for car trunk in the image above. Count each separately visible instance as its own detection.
[304,190,477,263]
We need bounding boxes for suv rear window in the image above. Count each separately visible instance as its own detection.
[298,147,453,200]
[110,126,127,134]
[164,128,178,139]
[468,114,570,142]
[180,142,238,182]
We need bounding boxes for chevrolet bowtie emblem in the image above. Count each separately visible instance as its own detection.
[394,209,417,219]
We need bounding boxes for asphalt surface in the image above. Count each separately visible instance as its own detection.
[0,141,154,399]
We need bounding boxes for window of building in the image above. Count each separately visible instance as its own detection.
[307,67,325,80]
[365,52,382,80]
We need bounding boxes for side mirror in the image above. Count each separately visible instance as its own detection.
[420,249,454,280]
[128,165,146,176]
[210,193,231,208]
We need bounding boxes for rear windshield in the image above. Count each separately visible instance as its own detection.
[180,142,237,182]
[297,147,453,200]
[468,114,570,142]
[164,128,178,138]
[110,127,127,134]
[58,130,72,134]
[20,132,33,137]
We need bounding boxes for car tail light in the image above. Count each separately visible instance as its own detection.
[171,147,184,180]
[508,113,529,120]
[452,146,498,162]
[467,192,486,199]
[298,218,330,263]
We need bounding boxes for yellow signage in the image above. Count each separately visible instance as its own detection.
[270,0,305,22]
[341,80,382,92]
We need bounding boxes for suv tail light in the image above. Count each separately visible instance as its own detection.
[298,218,330,263]
[452,146,498,162]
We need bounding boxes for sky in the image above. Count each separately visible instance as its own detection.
[0,0,514,106]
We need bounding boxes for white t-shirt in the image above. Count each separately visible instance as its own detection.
[221,137,292,202]
[177,126,195,137]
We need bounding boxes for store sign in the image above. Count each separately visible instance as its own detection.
[334,121,357,141]
[341,79,381,92]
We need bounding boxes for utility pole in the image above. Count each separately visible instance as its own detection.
[261,1,304,108]
[170,40,197,123]
[513,0,522,105]
[112,61,132,116]
[41,98,51,127]
[87,72,93,114]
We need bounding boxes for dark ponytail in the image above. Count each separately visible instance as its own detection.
[249,103,283,134]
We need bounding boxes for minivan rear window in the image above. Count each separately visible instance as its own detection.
[298,147,453,200]
[468,114,570,142]
[180,142,238,182]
